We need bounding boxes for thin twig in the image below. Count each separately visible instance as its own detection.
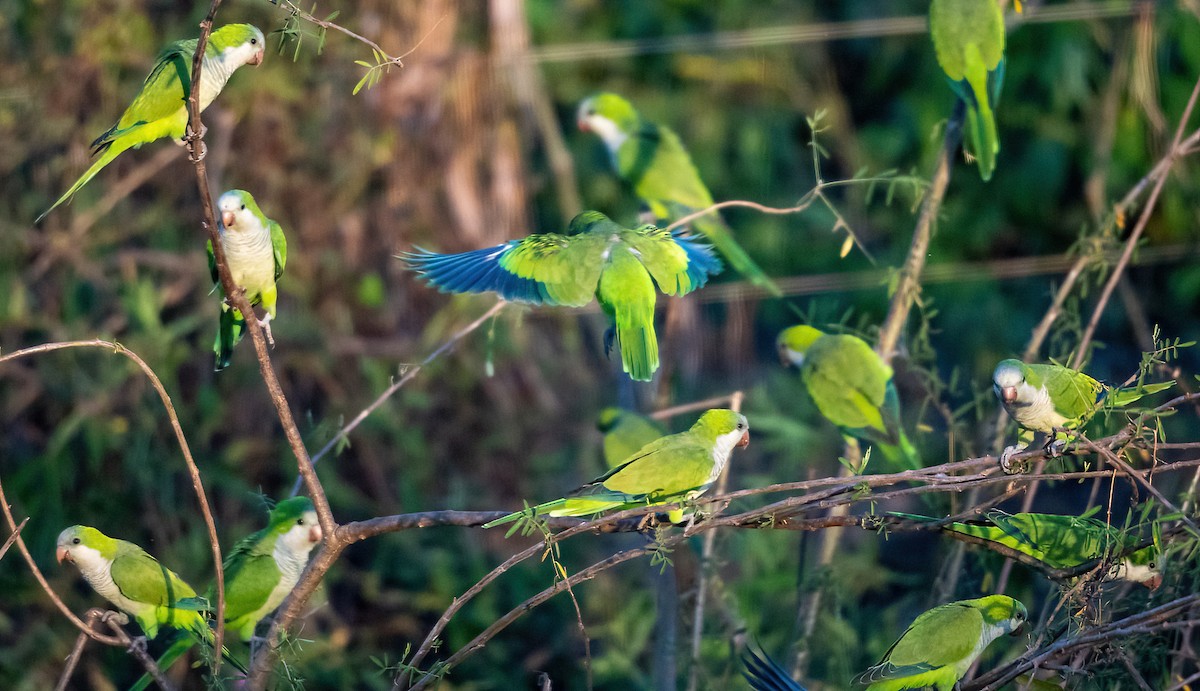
[0,516,28,563]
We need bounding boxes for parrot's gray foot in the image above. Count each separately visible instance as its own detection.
[258,314,275,347]
[184,123,209,161]
[1046,439,1067,457]
[999,446,1029,474]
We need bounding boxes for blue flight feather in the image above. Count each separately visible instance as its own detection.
[402,245,553,305]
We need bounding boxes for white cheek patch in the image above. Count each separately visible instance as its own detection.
[586,115,628,151]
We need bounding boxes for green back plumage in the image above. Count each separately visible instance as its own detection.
[947,511,1152,570]
[597,407,667,468]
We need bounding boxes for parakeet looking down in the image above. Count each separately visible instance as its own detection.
[596,406,667,469]
[484,408,749,527]
[853,595,1027,691]
[929,0,1005,181]
[210,189,288,371]
[577,92,781,296]
[894,510,1162,588]
[778,325,919,470]
[38,24,265,222]
[992,359,1173,462]
[403,210,721,382]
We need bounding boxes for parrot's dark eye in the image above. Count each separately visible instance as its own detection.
[250,38,258,45]
[736,422,745,430]
[72,538,81,544]
[241,204,246,210]
[297,518,305,525]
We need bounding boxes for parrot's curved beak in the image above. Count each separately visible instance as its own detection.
[222,210,236,228]
[577,117,590,132]
[1143,573,1163,590]
[999,386,1018,403]
[249,49,264,66]
[777,346,794,368]
[309,525,323,544]
[737,431,750,448]
[56,546,71,564]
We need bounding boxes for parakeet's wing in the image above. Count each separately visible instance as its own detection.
[1040,366,1103,422]
[860,603,981,681]
[802,336,892,435]
[93,40,197,151]
[110,545,196,606]
[589,434,714,498]
[620,124,715,212]
[622,227,721,296]
[207,238,219,287]
[270,219,287,281]
[222,550,282,625]
[743,646,806,691]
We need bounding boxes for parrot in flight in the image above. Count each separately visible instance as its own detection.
[56,525,244,672]
[132,497,323,690]
[577,92,781,297]
[743,645,807,691]
[777,325,920,470]
[929,0,1005,181]
[596,406,667,469]
[853,595,1027,691]
[210,189,288,371]
[893,510,1162,588]
[484,408,749,528]
[992,359,1174,464]
[403,210,721,382]
[38,24,265,222]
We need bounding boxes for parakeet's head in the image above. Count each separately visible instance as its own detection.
[693,409,750,451]
[56,525,117,567]
[776,325,824,367]
[972,595,1028,636]
[218,189,267,232]
[210,23,266,67]
[577,92,640,148]
[269,497,323,551]
[1121,546,1163,590]
[992,359,1029,404]
[596,407,624,432]
[567,210,615,236]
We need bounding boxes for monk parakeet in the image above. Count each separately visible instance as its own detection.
[134,498,323,689]
[38,24,265,222]
[403,210,721,382]
[929,0,1005,181]
[210,189,288,371]
[853,595,1027,691]
[992,359,1174,462]
[596,406,667,469]
[743,645,807,691]
[577,92,781,297]
[484,408,749,527]
[910,510,1161,588]
[777,325,919,470]
[56,525,244,674]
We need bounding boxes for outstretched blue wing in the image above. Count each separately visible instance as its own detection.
[743,646,806,691]
[672,230,723,291]
[402,244,552,305]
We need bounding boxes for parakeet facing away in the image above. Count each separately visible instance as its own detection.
[777,325,919,470]
[56,525,243,674]
[403,210,721,382]
[992,359,1174,462]
[853,595,1027,691]
[577,92,781,296]
[38,24,265,222]
[929,0,1005,181]
[894,510,1162,588]
[134,498,322,689]
[743,645,807,691]
[596,406,667,469]
[484,409,749,528]
[210,189,288,371]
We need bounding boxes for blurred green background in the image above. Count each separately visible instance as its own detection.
[2,0,1199,688]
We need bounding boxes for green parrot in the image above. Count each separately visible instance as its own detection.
[55,525,243,671]
[577,92,781,296]
[992,359,1174,462]
[38,24,265,222]
[596,406,667,469]
[132,498,323,690]
[484,408,750,527]
[403,210,721,382]
[929,0,1005,181]
[743,645,807,691]
[853,595,1027,691]
[210,189,288,371]
[894,510,1162,588]
[777,325,920,470]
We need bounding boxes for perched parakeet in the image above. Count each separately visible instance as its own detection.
[929,0,1005,181]
[403,210,721,382]
[992,359,1174,461]
[56,525,243,674]
[135,498,323,689]
[209,189,288,371]
[777,325,919,470]
[853,595,1027,691]
[596,406,667,469]
[38,24,265,222]
[743,645,807,691]
[577,92,781,296]
[484,409,750,527]
[895,510,1162,588]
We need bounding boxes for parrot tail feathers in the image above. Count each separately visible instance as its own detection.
[482,498,571,529]
[743,644,807,691]
[1109,380,1175,407]
[615,313,659,382]
[214,309,246,371]
[36,136,136,224]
